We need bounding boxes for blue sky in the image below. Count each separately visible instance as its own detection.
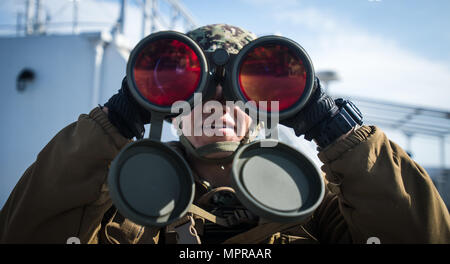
[169,0,450,109]
[182,0,450,63]
[2,0,449,65]
[2,0,449,69]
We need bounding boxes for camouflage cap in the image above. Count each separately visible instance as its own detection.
[186,24,257,54]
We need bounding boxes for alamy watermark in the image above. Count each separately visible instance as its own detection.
[366,237,381,244]
[66,236,81,244]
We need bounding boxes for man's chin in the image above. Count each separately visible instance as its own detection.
[201,128,242,142]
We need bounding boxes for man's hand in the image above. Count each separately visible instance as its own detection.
[103,77,152,139]
[281,77,360,148]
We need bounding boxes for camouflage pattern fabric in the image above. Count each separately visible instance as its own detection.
[186,24,257,54]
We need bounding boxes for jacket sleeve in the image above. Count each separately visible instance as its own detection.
[0,107,130,243]
[316,125,450,243]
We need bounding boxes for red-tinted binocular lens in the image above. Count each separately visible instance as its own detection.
[238,44,307,112]
[128,32,314,119]
[133,38,202,106]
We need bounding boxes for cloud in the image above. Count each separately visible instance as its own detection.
[272,6,450,111]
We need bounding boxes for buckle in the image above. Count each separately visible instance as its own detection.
[174,215,201,244]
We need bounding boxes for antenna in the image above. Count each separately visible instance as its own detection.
[140,0,199,37]
[118,0,127,34]
[150,0,158,33]
[33,0,41,33]
[112,0,127,36]
[16,12,23,36]
[24,0,47,35]
[142,0,149,38]
[72,0,79,34]
[33,0,45,34]
[25,0,34,35]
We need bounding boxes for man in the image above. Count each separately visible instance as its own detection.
[0,24,449,244]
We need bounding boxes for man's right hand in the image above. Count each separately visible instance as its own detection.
[103,77,151,139]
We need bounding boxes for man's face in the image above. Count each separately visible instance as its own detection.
[179,85,253,151]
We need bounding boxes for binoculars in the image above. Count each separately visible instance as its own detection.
[108,31,325,227]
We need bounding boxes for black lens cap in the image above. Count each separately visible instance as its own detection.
[231,140,324,223]
[108,140,195,227]
[212,48,230,66]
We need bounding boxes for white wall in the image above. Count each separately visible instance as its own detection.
[0,32,129,207]
[100,39,130,103]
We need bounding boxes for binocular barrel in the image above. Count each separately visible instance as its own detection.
[107,31,324,227]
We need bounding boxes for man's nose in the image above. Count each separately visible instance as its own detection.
[214,84,224,100]
[214,84,231,113]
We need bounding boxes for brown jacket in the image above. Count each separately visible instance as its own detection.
[0,107,449,244]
